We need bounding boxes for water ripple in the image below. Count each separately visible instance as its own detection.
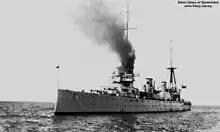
[0,102,220,132]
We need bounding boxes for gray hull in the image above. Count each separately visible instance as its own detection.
[54,89,191,114]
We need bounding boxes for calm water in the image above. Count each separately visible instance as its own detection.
[0,101,220,132]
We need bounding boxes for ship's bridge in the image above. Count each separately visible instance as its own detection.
[122,74,133,81]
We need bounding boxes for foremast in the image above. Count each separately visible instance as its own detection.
[111,3,139,97]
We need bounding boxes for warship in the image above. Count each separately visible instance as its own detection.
[54,3,191,114]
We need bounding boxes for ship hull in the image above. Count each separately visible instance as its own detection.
[54,89,191,115]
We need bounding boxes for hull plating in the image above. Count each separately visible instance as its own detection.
[54,89,191,114]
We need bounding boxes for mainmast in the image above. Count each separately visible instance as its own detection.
[167,40,177,91]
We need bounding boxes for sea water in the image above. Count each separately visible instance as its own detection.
[0,101,220,132]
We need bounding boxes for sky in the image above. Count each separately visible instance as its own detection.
[0,0,219,105]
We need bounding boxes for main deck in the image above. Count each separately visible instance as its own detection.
[54,89,191,114]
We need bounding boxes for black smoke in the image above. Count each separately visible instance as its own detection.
[75,0,135,72]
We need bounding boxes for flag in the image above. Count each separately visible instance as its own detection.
[181,84,187,89]
[56,65,59,70]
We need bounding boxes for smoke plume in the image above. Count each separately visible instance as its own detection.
[75,0,135,71]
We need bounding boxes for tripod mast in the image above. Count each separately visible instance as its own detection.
[167,40,177,91]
